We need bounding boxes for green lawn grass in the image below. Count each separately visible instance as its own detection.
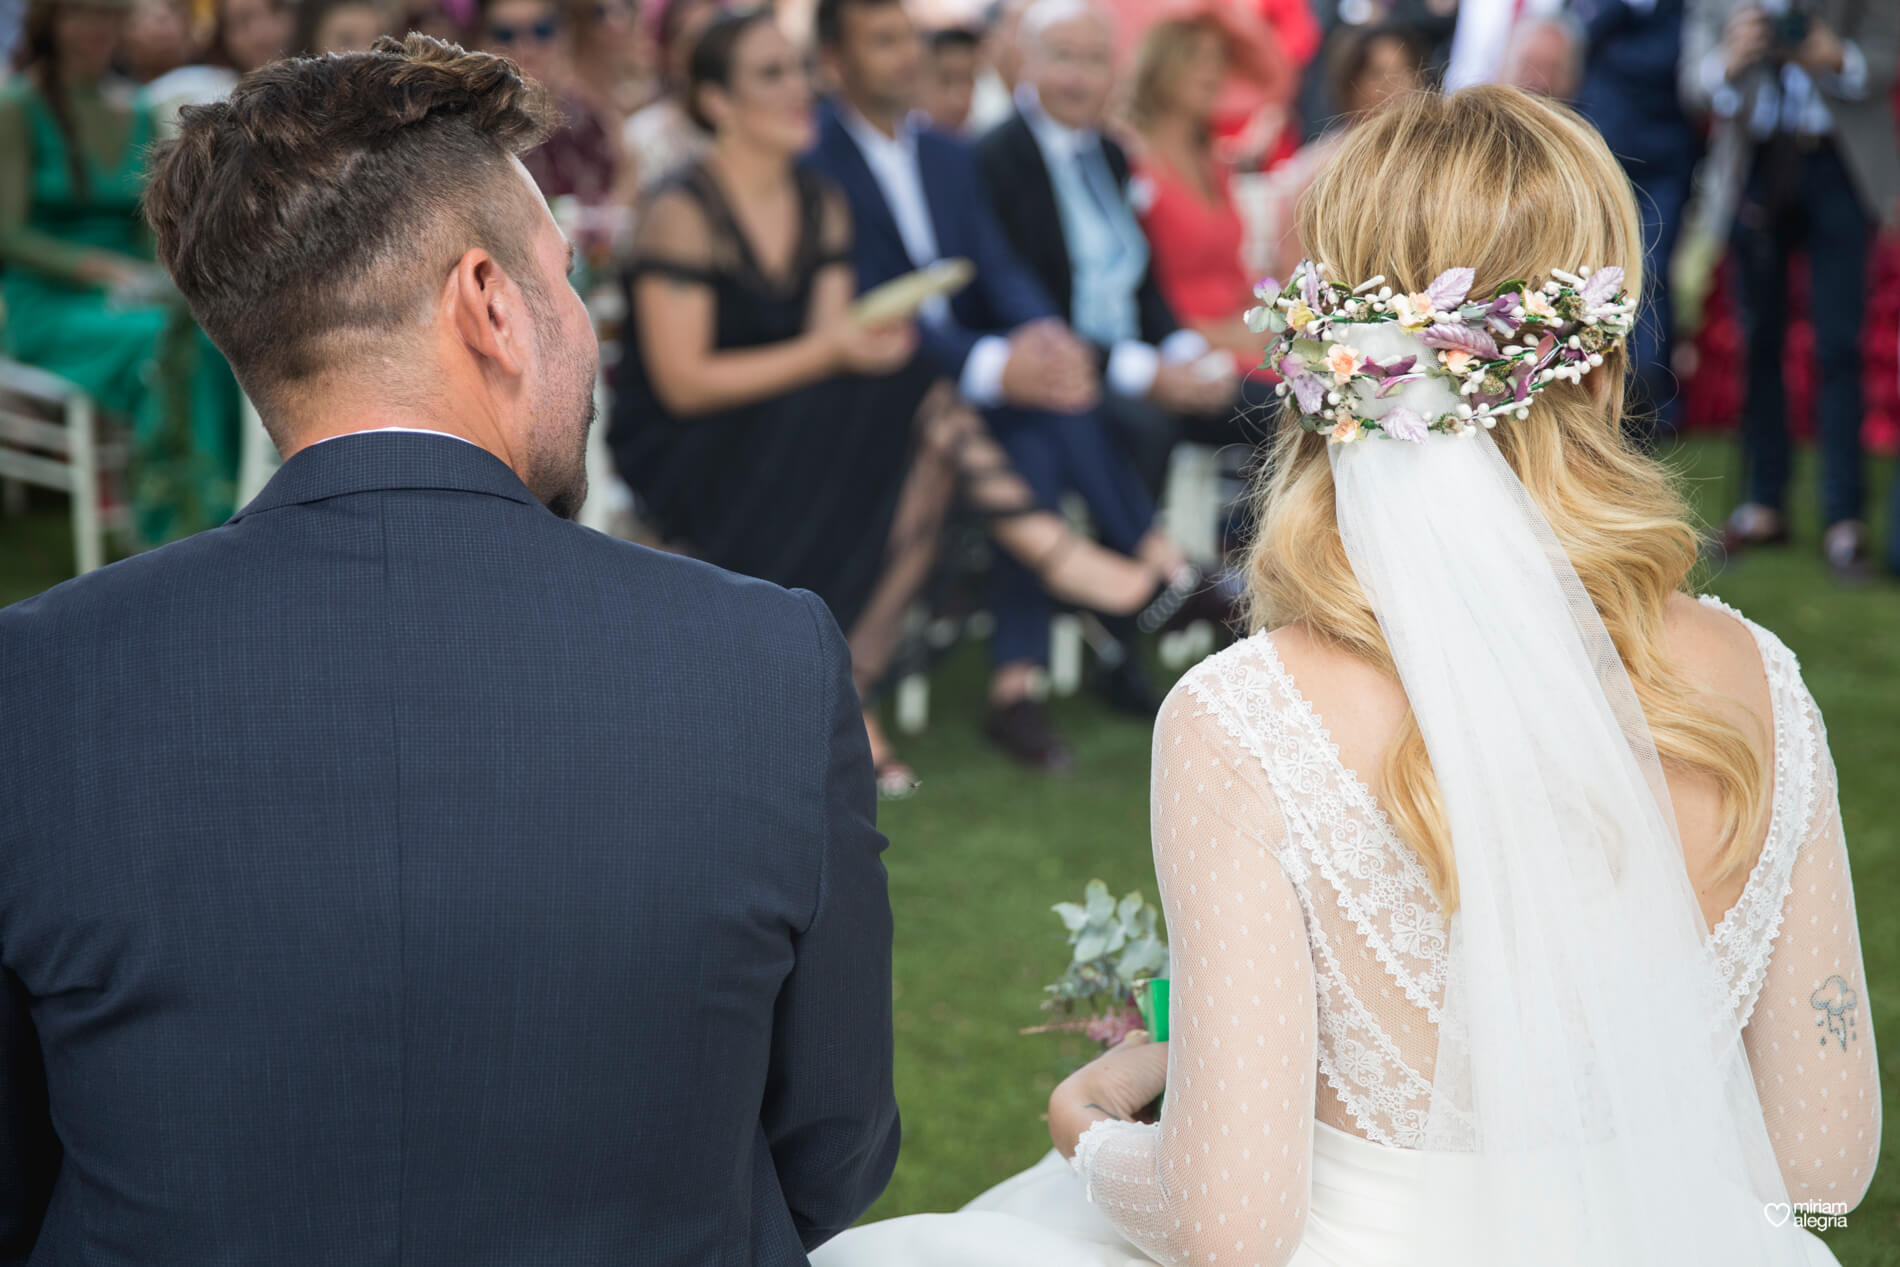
[3,437,1896,1261]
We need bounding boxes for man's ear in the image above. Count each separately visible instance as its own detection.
[445,248,531,380]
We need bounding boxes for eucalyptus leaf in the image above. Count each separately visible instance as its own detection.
[1052,902,1089,933]
[1074,930,1110,962]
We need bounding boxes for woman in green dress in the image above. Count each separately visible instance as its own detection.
[1,0,240,542]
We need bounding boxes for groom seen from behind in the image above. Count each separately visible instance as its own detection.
[0,34,897,1266]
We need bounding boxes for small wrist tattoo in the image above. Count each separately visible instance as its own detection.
[1082,1102,1125,1121]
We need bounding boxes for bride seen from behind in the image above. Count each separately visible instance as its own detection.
[815,85,1878,1267]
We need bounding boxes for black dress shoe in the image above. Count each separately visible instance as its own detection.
[984,697,1075,772]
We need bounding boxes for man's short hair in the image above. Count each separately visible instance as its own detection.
[926,25,980,56]
[144,34,558,411]
[814,0,902,48]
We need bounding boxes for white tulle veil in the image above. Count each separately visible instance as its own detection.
[1326,351,1805,1263]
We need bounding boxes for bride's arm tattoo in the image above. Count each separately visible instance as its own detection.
[1811,974,1860,1050]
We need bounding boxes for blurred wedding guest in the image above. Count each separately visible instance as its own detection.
[809,0,1211,770]
[119,0,189,81]
[565,0,651,125]
[917,23,977,132]
[1295,0,1455,139]
[293,0,388,54]
[623,0,719,192]
[1255,21,1423,287]
[1683,0,1898,580]
[615,8,1169,791]
[1574,0,1698,441]
[1446,0,1561,88]
[4,36,899,1262]
[141,0,292,133]
[977,0,1236,492]
[1499,12,1580,98]
[478,0,620,211]
[966,0,1029,132]
[404,0,465,42]
[1127,12,1259,367]
[1,0,240,540]
[1,0,23,64]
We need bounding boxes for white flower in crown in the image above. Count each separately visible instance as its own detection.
[1330,414,1362,444]
[1524,290,1559,322]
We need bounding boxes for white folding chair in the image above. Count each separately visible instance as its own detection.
[0,358,125,575]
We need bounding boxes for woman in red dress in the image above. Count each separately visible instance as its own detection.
[1127,12,1261,369]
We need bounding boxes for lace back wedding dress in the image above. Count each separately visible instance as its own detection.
[814,597,1878,1267]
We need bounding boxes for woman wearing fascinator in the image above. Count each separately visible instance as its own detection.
[814,85,1878,1267]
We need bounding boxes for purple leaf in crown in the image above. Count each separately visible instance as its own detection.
[1279,356,1327,413]
[1535,332,1557,361]
[1382,407,1431,443]
[1254,276,1281,301]
[1417,324,1501,359]
[1361,355,1416,381]
[1487,292,1520,315]
[1299,261,1320,309]
[1424,267,1475,311]
[1512,363,1533,402]
[1377,373,1425,398]
[1579,267,1624,307]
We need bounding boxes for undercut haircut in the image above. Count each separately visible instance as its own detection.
[144,34,558,414]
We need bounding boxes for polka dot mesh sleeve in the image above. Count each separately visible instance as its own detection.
[1070,680,1319,1267]
[1740,671,1880,1210]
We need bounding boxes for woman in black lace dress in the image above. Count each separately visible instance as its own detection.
[611,8,1178,793]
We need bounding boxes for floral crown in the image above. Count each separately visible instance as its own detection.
[1247,260,1637,444]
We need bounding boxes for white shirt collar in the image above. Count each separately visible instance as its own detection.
[309,427,483,448]
[839,103,915,158]
[1017,83,1099,159]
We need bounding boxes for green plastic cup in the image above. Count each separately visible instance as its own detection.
[1139,978,1170,1041]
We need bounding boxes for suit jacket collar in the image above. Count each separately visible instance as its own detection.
[817,100,907,250]
[230,430,542,522]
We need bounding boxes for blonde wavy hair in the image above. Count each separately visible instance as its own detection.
[1246,86,1765,914]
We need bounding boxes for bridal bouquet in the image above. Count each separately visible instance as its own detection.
[1025,880,1170,1048]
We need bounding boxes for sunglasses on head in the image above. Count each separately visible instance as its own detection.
[491,16,559,43]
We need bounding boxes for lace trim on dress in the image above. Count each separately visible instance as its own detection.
[1697,595,1818,1028]
[1181,638,1447,1147]
[1068,1116,1165,1208]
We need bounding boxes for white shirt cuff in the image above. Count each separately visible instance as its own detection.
[1107,340,1160,398]
[960,334,1012,408]
[1159,329,1210,365]
[1702,46,1742,116]
[1829,40,1868,100]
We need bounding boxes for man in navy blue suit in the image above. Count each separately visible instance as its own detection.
[0,35,897,1266]
[806,0,1201,770]
[1572,0,1701,445]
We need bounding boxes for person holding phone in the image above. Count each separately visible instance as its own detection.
[613,8,1175,794]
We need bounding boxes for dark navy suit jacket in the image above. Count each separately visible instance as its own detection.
[1573,0,1699,171]
[0,432,898,1266]
[804,100,1055,382]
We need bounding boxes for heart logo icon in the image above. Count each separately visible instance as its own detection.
[1764,1203,1792,1227]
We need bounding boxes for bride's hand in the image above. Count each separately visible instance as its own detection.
[1047,1030,1169,1160]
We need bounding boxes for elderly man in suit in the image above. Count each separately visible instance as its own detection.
[1683,0,1899,581]
[807,0,1208,769]
[974,0,1237,498]
[0,36,897,1265]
